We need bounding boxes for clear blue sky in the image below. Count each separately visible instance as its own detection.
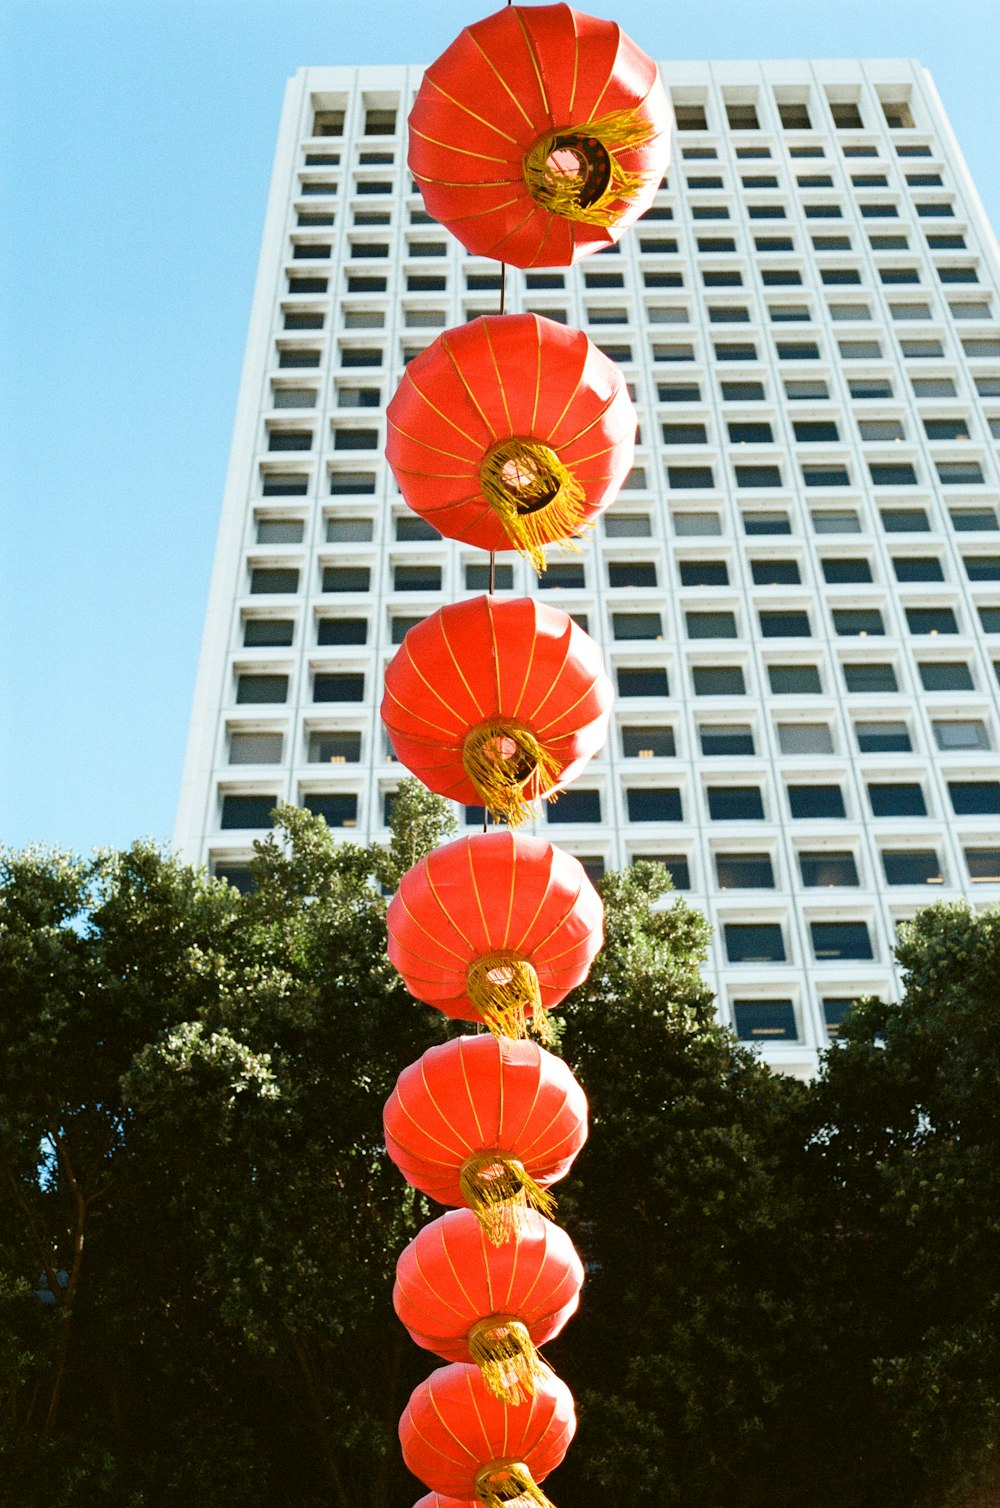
[2,0,999,857]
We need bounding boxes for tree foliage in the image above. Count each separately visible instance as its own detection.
[0,803,997,1506]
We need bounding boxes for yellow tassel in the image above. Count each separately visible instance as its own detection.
[468,1316,548,1405]
[480,439,588,571]
[462,720,560,828]
[474,1459,554,1508]
[466,953,552,1043]
[459,1152,556,1246]
[522,106,661,227]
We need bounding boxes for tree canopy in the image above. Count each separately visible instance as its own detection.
[1,796,997,1506]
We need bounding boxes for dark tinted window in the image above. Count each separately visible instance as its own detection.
[716,853,775,888]
[221,795,275,829]
[868,783,927,816]
[707,786,765,820]
[948,781,1000,815]
[810,921,873,959]
[547,790,602,823]
[617,667,669,697]
[725,924,785,962]
[626,788,683,822]
[799,851,859,886]
[788,785,845,818]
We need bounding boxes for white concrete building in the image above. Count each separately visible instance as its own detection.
[176,57,1000,1077]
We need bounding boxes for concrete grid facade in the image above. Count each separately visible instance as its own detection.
[175,56,1000,1078]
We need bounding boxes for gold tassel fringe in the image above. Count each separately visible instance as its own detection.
[466,953,552,1043]
[462,720,560,828]
[459,1152,556,1246]
[480,439,587,571]
[475,1459,554,1508]
[468,1316,548,1405]
[522,106,660,227]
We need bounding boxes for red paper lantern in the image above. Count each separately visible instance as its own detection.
[381,596,612,825]
[386,314,635,568]
[400,1362,575,1508]
[412,1497,477,1508]
[409,3,671,268]
[383,1035,588,1243]
[394,1208,584,1403]
[387,830,603,1039]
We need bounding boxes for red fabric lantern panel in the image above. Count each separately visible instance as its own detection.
[381,596,612,826]
[400,1362,575,1508]
[394,1208,584,1402]
[412,1497,477,1508]
[383,1035,588,1242]
[409,3,671,268]
[387,830,603,1039]
[386,314,635,567]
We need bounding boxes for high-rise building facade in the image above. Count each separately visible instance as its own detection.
[176,56,1000,1078]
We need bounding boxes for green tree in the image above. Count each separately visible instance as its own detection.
[803,901,1000,1508]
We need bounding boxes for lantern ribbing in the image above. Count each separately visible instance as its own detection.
[381,8,672,1502]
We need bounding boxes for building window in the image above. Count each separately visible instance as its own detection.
[693,666,746,696]
[393,564,442,591]
[316,617,367,645]
[304,793,359,827]
[707,786,764,820]
[622,726,676,758]
[918,660,974,691]
[675,512,722,535]
[802,464,850,487]
[906,607,958,634]
[968,556,1000,584]
[855,720,911,752]
[751,560,800,585]
[843,662,898,694]
[228,732,283,765]
[721,380,766,400]
[788,785,845,818]
[932,719,990,751]
[794,420,839,442]
[238,678,289,705]
[314,673,364,703]
[881,508,929,532]
[768,665,822,695]
[810,921,873,960]
[617,667,669,698]
[680,560,729,586]
[882,850,943,884]
[547,790,602,823]
[605,513,652,538]
[729,421,776,445]
[613,612,663,640]
[822,558,872,584]
[716,853,775,888]
[608,561,658,589]
[541,564,586,590]
[869,462,918,485]
[937,461,986,485]
[953,509,998,531]
[799,851,859,887]
[663,422,708,445]
[700,724,755,755]
[686,610,737,639]
[256,518,303,548]
[634,854,690,889]
[725,924,785,963]
[668,465,715,489]
[626,788,683,822]
[735,464,783,488]
[893,556,943,582]
[966,849,1000,883]
[308,732,362,764]
[322,566,371,592]
[250,567,300,594]
[465,562,514,591]
[329,471,376,495]
[833,608,885,637]
[776,722,833,754]
[220,795,276,829]
[760,611,811,637]
[333,427,379,450]
[744,511,792,534]
[243,619,293,648]
[733,999,798,1040]
[867,783,927,817]
[948,781,1000,815]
